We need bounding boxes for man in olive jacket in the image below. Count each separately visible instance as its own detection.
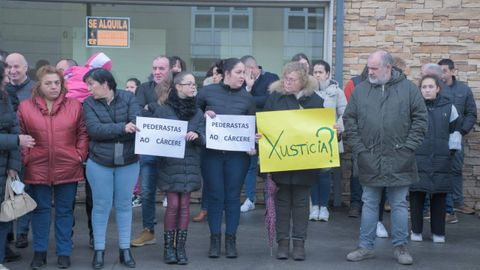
[343,50,428,265]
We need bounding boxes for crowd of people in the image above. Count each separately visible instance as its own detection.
[0,47,477,270]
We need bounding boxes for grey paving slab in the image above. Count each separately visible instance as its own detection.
[7,204,480,270]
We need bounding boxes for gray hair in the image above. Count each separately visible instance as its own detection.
[421,63,443,78]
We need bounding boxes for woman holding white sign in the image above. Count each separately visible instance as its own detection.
[153,72,205,265]
[196,58,256,259]
[262,61,325,261]
[82,68,140,269]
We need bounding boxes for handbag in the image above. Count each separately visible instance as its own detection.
[0,175,37,222]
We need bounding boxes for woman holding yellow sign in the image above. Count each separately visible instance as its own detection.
[262,61,325,261]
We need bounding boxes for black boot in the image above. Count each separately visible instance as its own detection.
[5,244,21,262]
[163,231,177,264]
[208,234,221,258]
[119,248,136,268]
[30,251,47,270]
[176,230,188,265]
[57,256,71,269]
[92,250,104,269]
[225,234,237,258]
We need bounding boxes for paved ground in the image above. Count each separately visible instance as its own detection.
[6,203,480,270]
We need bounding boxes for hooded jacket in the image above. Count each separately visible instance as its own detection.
[64,52,112,103]
[343,68,428,187]
[18,94,88,185]
[263,76,325,186]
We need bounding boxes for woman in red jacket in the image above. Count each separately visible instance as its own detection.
[18,65,88,269]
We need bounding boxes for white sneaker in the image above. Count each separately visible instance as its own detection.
[410,231,423,242]
[309,205,320,221]
[240,198,255,212]
[318,206,329,221]
[163,197,168,208]
[376,221,389,238]
[432,234,445,243]
[0,263,10,270]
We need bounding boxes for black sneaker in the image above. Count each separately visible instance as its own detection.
[15,233,28,249]
[4,245,21,262]
[57,256,71,269]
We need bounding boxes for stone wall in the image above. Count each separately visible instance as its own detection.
[339,0,480,209]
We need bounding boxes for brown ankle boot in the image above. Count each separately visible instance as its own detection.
[292,240,305,261]
[276,239,289,260]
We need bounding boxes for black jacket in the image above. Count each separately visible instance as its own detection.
[196,82,256,116]
[6,77,34,112]
[411,96,458,193]
[154,93,205,193]
[263,76,324,186]
[83,90,140,167]
[0,94,21,203]
[135,80,158,117]
[440,78,477,136]
[249,71,279,111]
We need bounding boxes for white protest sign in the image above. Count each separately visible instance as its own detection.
[135,116,188,158]
[206,114,256,152]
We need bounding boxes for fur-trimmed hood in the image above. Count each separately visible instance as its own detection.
[268,75,319,97]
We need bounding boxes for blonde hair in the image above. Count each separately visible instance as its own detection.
[155,72,173,105]
[32,65,67,98]
[282,62,309,89]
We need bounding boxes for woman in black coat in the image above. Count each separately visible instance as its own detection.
[154,72,205,265]
[262,61,324,261]
[409,75,460,244]
[0,62,35,267]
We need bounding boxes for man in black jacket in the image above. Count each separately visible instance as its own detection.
[438,59,477,216]
[131,55,171,247]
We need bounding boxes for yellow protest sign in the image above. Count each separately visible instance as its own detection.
[256,108,340,173]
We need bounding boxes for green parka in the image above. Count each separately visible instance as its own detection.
[343,68,428,187]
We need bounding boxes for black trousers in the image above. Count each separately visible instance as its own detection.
[275,184,310,241]
[409,191,446,236]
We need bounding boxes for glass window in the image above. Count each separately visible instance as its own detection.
[288,16,305,29]
[0,2,329,84]
[232,15,249,29]
[195,15,212,28]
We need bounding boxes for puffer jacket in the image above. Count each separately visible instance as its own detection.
[83,90,140,167]
[18,94,89,185]
[263,76,324,186]
[343,68,428,187]
[196,82,256,116]
[154,92,205,193]
[411,95,457,193]
[0,94,21,203]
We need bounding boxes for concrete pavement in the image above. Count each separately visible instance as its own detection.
[7,204,480,270]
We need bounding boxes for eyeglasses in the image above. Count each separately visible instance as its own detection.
[179,82,197,88]
[285,78,299,84]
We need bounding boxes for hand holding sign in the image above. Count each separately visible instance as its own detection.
[204,110,216,119]
[186,131,199,141]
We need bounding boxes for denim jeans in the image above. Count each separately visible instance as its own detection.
[446,148,464,212]
[0,222,12,263]
[311,170,331,207]
[30,183,78,256]
[140,155,158,231]
[359,185,409,249]
[86,159,139,250]
[200,179,208,211]
[243,155,258,202]
[16,186,31,236]
[201,149,249,235]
